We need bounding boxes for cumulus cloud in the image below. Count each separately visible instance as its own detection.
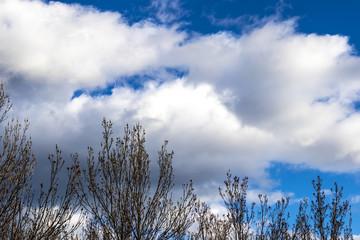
[163,20,360,171]
[2,0,360,198]
[0,0,184,89]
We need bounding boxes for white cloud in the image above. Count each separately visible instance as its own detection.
[0,0,184,89]
[2,0,360,194]
[351,195,360,204]
[149,0,186,23]
[21,78,278,187]
[161,20,360,171]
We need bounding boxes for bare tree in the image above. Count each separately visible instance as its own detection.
[190,202,230,240]
[0,118,34,238]
[0,83,83,239]
[219,171,255,240]
[343,211,353,240]
[26,146,83,239]
[311,176,329,240]
[328,182,350,240]
[75,119,197,240]
[268,197,290,240]
[291,198,311,240]
[311,176,352,240]
[256,194,271,240]
[79,216,103,240]
[0,82,34,238]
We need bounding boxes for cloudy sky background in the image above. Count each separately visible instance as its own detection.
[2,0,360,232]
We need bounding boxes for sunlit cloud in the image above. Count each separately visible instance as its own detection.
[2,0,360,199]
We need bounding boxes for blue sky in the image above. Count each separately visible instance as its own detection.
[44,0,360,50]
[2,0,360,234]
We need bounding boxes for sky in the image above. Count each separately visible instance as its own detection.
[1,0,360,234]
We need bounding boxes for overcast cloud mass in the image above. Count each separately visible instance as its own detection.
[2,0,360,223]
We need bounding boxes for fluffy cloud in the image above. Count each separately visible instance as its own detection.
[163,20,360,172]
[0,0,184,89]
[2,0,360,197]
